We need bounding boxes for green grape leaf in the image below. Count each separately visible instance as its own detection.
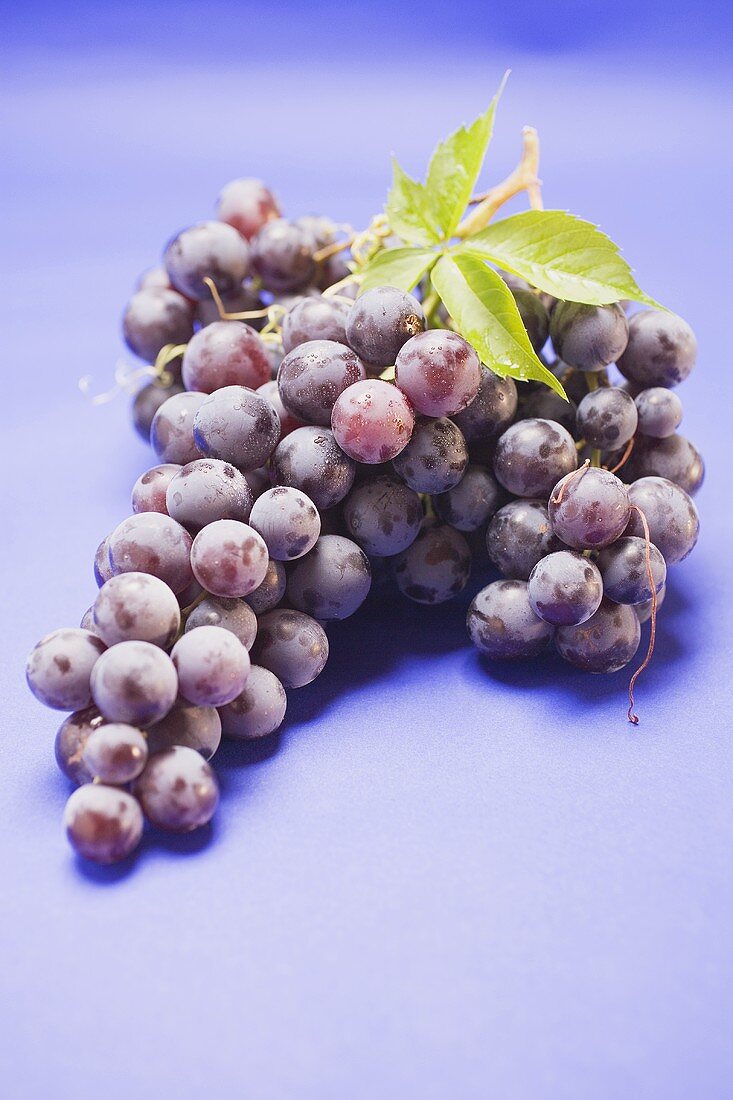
[358,247,438,295]
[461,210,664,308]
[425,74,508,240]
[431,252,566,395]
[385,159,443,246]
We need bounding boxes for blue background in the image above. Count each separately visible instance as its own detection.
[3,2,733,1096]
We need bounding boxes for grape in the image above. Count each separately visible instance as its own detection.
[451,366,518,444]
[63,784,144,864]
[91,641,178,726]
[517,389,577,433]
[493,418,577,498]
[394,330,481,417]
[249,486,321,560]
[467,579,554,658]
[287,535,372,620]
[527,551,603,625]
[171,625,250,707]
[513,289,550,353]
[190,519,269,597]
[137,265,173,292]
[250,219,316,293]
[625,476,699,564]
[317,252,354,292]
[634,388,684,438]
[79,606,99,635]
[26,628,105,711]
[82,723,149,784]
[132,379,185,443]
[193,386,280,471]
[295,214,337,249]
[185,596,258,649]
[243,559,287,615]
[122,288,195,363]
[556,598,641,673]
[54,707,104,785]
[165,458,253,531]
[596,537,667,604]
[257,380,304,437]
[617,310,697,388]
[281,296,351,354]
[502,271,556,312]
[346,286,425,367]
[278,339,366,426]
[146,701,222,760]
[392,416,468,494]
[549,466,631,549]
[486,499,561,580]
[181,320,270,393]
[150,390,207,465]
[93,573,181,648]
[216,177,280,239]
[164,221,250,300]
[576,386,638,449]
[107,512,193,594]
[196,283,265,330]
[176,578,204,610]
[623,433,704,496]
[636,584,667,623]
[94,536,114,587]
[244,466,271,500]
[550,302,629,371]
[549,360,603,404]
[134,746,219,832]
[331,379,415,463]
[271,426,355,509]
[433,464,502,532]
[131,463,181,514]
[343,473,423,556]
[252,609,329,688]
[218,665,287,740]
[393,522,471,604]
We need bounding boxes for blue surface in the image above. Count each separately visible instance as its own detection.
[2,4,733,1097]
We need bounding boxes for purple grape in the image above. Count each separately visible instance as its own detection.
[517,389,577,433]
[248,486,321,560]
[486,499,561,580]
[494,418,577,498]
[193,386,280,471]
[244,466,271,500]
[150,390,207,465]
[393,522,471,604]
[257,380,305,437]
[218,665,287,740]
[576,386,638,449]
[171,624,250,707]
[617,310,697,388]
[91,641,178,726]
[346,286,425,367]
[146,700,222,759]
[250,219,316,293]
[634,388,684,438]
[528,551,603,626]
[392,416,468,494]
[549,466,631,549]
[433,464,502,532]
[624,433,704,496]
[181,320,270,393]
[107,512,193,594]
[55,707,105,785]
[395,330,481,417]
[451,366,518,444]
[26,628,106,711]
[636,584,667,623]
[185,596,257,649]
[82,723,149,784]
[164,220,250,300]
[513,289,550,353]
[64,785,144,864]
[281,296,351,354]
[252,610,329,688]
[596,537,667,604]
[243,560,287,615]
[93,572,180,648]
[287,535,371,620]
[134,746,219,832]
[331,379,415,463]
[550,302,629,371]
[131,463,181,514]
[271,426,355,509]
[94,536,114,587]
[467,579,554,658]
[176,578,204,610]
[165,458,253,531]
[278,339,366,427]
[216,177,280,240]
[190,519,269,597]
[122,288,195,363]
[625,476,699,564]
[556,598,641,673]
[132,379,186,443]
[342,473,422,556]
[137,265,173,292]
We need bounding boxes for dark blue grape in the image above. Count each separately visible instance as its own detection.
[528,551,603,625]
[617,310,696,388]
[556,598,641,673]
[346,286,425,367]
[596,537,667,604]
[550,302,629,371]
[467,579,554,658]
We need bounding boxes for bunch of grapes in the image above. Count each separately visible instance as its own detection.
[26,175,702,866]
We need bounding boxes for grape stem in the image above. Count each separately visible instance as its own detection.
[457,127,542,238]
[203,276,272,321]
[627,505,658,725]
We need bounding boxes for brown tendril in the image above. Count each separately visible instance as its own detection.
[202,276,271,321]
[627,504,658,725]
[550,459,590,505]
